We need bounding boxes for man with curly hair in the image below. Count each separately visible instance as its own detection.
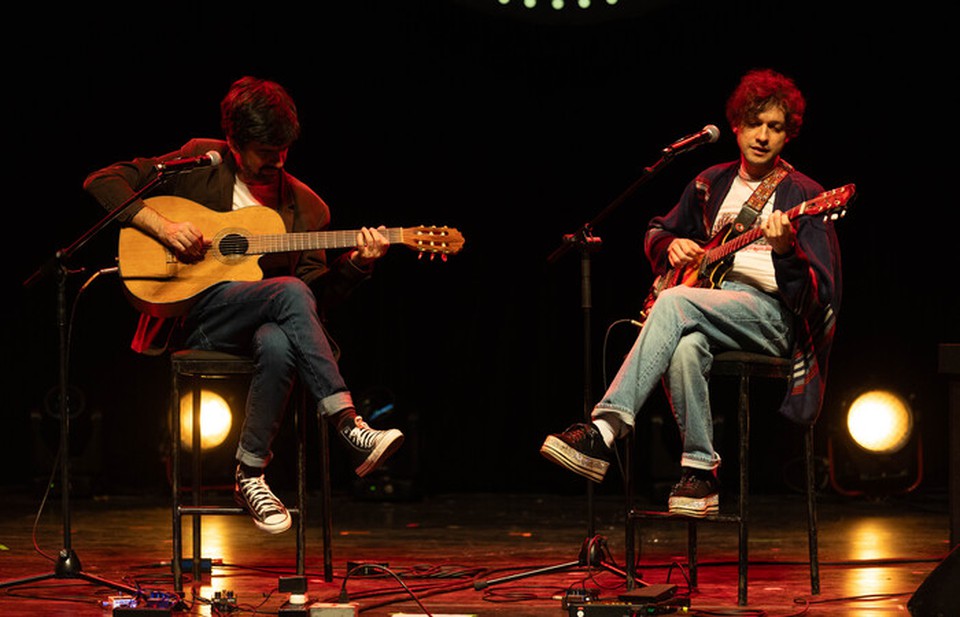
[541,68,842,517]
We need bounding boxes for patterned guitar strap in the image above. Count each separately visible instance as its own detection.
[728,159,793,238]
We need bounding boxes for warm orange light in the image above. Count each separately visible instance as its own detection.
[179,390,232,450]
[846,390,913,454]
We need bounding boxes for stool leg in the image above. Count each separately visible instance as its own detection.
[738,373,750,606]
[191,376,203,582]
[171,368,184,594]
[320,418,334,583]
[805,425,821,595]
[295,389,306,577]
[687,520,698,589]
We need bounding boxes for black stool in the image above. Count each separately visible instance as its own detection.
[170,350,334,593]
[624,351,820,606]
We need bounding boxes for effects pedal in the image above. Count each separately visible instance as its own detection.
[567,584,689,616]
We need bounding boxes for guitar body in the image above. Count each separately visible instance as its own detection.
[117,195,466,318]
[639,226,734,319]
[119,196,286,317]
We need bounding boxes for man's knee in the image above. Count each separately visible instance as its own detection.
[254,324,294,364]
[273,277,317,311]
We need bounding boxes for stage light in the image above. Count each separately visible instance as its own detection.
[179,390,233,451]
[846,390,914,454]
[828,388,922,497]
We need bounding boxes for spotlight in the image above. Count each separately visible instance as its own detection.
[846,390,914,454]
[179,389,232,451]
[828,388,922,497]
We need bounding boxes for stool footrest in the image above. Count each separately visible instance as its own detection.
[179,506,303,516]
[628,509,742,524]
[179,506,245,516]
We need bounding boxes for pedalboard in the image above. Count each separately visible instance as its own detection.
[567,584,688,616]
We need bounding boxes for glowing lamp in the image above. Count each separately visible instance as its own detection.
[846,390,914,454]
[179,390,232,450]
[828,388,922,497]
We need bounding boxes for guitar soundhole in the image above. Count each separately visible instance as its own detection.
[218,233,249,257]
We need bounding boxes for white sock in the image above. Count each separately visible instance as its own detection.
[593,418,617,448]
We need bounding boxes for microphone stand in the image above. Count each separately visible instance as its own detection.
[2,173,167,595]
[473,148,683,590]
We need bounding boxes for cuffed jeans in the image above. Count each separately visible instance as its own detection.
[183,277,353,468]
[592,280,794,471]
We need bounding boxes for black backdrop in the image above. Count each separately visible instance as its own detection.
[4,1,955,497]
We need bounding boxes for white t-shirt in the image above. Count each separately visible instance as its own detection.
[709,174,779,293]
[233,178,261,210]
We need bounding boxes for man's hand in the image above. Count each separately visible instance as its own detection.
[667,238,705,268]
[160,220,207,263]
[132,205,207,263]
[762,211,796,255]
[352,226,390,267]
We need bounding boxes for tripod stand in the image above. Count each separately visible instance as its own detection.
[2,174,169,595]
[1,258,138,595]
[474,141,695,591]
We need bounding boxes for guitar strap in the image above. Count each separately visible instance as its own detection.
[729,160,792,237]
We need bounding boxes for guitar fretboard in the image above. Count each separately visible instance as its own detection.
[221,228,409,255]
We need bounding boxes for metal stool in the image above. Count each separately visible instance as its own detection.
[170,350,334,593]
[624,351,820,606]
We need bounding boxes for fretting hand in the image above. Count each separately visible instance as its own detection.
[352,226,390,267]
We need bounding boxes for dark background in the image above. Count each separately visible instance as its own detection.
[4,1,955,499]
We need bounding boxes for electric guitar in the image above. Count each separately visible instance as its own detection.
[117,195,465,317]
[639,184,855,322]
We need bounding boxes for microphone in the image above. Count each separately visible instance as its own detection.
[155,150,223,173]
[663,125,720,155]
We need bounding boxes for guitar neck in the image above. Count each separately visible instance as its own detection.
[703,203,806,266]
[245,228,408,255]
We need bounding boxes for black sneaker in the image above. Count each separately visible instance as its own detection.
[234,467,292,534]
[540,423,612,483]
[667,468,720,518]
[339,416,404,478]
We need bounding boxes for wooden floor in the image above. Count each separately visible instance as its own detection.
[0,487,953,616]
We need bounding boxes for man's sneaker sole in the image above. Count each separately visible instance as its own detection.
[540,435,609,483]
[355,428,404,478]
[667,494,719,518]
[234,492,292,534]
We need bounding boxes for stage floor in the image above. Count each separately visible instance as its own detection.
[0,488,952,616]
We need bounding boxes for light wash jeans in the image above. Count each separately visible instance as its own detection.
[183,276,353,468]
[592,280,793,471]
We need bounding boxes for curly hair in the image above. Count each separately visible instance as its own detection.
[220,76,301,149]
[725,69,806,139]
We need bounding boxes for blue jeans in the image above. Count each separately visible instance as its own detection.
[592,280,794,471]
[183,277,353,468]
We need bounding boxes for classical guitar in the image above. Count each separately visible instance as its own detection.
[117,195,465,317]
[639,184,855,322]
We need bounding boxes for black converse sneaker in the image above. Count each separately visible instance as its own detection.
[667,467,720,518]
[540,423,613,483]
[339,416,404,478]
[234,467,292,534]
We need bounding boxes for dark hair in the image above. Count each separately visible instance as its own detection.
[220,76,301,148]
[725,69,806,139]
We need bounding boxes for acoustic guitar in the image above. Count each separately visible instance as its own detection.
[117,195,465,317]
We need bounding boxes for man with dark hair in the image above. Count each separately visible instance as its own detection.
[85,76,404,534]
[540,68,842,517]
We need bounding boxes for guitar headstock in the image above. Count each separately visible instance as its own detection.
[401,226,465,260]
[799,184,856,221]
